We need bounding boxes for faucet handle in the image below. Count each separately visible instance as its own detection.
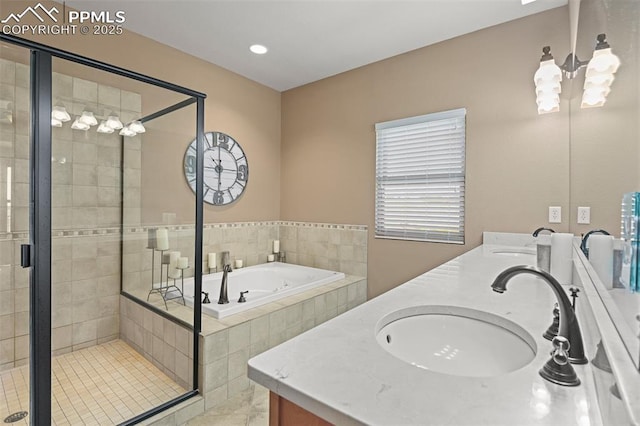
[542,303,560,341]
[551,336,570,366]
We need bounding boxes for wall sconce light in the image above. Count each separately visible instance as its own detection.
[534,33,620,114]
[51,105,71,122]
[78,110,98,126]
[96,120,115,134]
[105,115,123,130]
[70,116,90,131]
[128,120,146,134]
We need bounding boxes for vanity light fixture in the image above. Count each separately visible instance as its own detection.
[51,117,62,128]
[96,120,115,134]
[105,115,123,130]
[249,44,268,55]
[70,116,90,131]
[128,120,146,134]
[51,105,71,122]
[78,110,98,126]
[119,126,137,137]
[533,33,620,114]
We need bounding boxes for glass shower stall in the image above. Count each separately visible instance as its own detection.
[0,33,206,425]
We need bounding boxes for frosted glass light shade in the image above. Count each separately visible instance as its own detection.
[51,105,71,122]
[78,111,98,126]
[585,48,620,76]
[119,126,136,137]
[584,73,614,90]
[581,86,610,108]
[128,120,146,133]
[97,121,115,134]
[535,80,561,95]
[51,118,62,127]
[71,117,90,130]
[534,60,562,85]
[537,102,560,114]
[105,115,123,130]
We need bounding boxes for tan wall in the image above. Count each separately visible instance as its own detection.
[280,8,572,297]
[1,0,281,224]
[569,0,640,236]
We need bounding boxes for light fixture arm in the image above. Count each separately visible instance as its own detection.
[559,53,589,79]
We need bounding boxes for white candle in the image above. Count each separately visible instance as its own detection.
[273,240,280,253]
[235,259,243,269]
[267,254,275,262]
[156,228,169,251]
[168,251,181,279]
[177,257,188,269]
[147,228,157,249]
[208,252,217,269]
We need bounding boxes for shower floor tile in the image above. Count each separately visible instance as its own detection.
[0,339,186,425]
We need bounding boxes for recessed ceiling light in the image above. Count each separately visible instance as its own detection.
[521,0,537,4]
[250,44,268,55]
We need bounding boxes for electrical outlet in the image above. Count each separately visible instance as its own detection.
[577,206,591,224]
[549,206,562,224]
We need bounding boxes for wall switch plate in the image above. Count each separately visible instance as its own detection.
[549,206,562,224]
[577,206,591,224]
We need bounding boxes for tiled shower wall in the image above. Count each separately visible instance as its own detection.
[0,56,142,370]
[122,221,368,297]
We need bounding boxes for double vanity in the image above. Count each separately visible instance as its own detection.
[248,232,638,425]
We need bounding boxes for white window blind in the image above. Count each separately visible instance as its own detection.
[375,108,466,244]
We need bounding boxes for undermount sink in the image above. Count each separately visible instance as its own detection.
[376,306,536,378]
[491,248,536,257]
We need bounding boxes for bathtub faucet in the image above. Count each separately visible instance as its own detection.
[218,264,232,304]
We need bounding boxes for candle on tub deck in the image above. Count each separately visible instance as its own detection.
[168,251,181,279]
[147,228,157,249]
[156,228,169,251]
[273,240,280,253]
[169,251,180,267]
[267,254,275,262]
[208,252,217,269]
[177,257,188,270]
[235,259,243,269]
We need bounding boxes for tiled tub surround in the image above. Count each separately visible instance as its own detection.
[248,242,608,426]
[122,221,367,298]
[122,274,367,414]
[0,58,142,369]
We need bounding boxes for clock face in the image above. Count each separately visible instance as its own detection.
[184,132,249,205]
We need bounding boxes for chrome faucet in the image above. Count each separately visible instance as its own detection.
[491,265,587,365]
[218,251,233,304]
[579,229,610,258]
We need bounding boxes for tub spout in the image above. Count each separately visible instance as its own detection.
[491,265,587,365]
[218,264,232,304]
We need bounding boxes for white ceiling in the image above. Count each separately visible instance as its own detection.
[64,0,567,91]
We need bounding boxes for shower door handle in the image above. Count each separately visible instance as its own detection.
[20,244,31,268]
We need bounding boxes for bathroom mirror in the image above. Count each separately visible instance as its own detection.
[568,0,640,367]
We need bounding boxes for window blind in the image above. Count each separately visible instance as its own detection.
[375,108,466,244]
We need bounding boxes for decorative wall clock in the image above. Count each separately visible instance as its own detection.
[184,131,248,205]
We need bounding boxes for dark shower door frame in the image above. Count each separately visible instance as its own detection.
[0,33,206,426]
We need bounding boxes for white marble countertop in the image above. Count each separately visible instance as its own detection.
[248,239,603,425]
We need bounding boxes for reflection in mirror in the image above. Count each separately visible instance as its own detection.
[569,0,640,367]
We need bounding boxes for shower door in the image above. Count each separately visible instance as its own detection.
[0,41,33,426]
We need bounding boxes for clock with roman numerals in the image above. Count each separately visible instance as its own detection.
[183,131,249,205]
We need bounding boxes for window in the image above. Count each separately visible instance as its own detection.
[375,108,466,244]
